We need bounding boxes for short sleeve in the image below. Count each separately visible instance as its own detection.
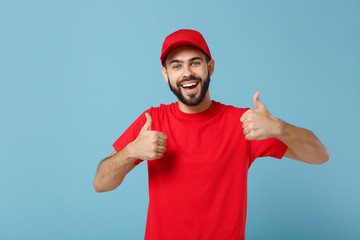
[112,110,150,165]
[249,138,288,165]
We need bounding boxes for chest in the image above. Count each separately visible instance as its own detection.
[149,116,250,177]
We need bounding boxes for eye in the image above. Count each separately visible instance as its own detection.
[192,61,200,66]
[172,64,181,69]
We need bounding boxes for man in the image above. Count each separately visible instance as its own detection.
[93,29,329,240]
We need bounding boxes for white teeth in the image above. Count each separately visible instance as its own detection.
[182,82,197,87]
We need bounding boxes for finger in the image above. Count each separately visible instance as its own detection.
[148,153,164,160]
[240,111,248,122]
[245,129,256,140]
[253,91,267,110]
[243,127,249,135]
[242,121,247,129]
[155,153,164,159]
[252,91,261,108]
[157,146,166,153]
[245,134,253,141]
[157,139,167,146]
[157,131,168,140]
[141,113,153,132]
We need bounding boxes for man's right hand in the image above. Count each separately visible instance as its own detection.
[128,113,167,160]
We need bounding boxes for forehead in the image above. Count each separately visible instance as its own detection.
[165,45,206,64]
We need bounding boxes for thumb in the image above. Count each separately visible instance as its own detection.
[252,91,265,109]
[141,113,153,132]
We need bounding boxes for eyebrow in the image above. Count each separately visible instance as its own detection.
[169,57,204,65]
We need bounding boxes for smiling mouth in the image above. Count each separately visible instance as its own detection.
[180,81,199,90]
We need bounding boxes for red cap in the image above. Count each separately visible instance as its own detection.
[160,29,212,66]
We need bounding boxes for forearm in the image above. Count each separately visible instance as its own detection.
[275,120,329,164]
[94,113,167,192]
[93,144,137,192]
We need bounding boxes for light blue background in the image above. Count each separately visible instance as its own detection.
[1,0,359,239]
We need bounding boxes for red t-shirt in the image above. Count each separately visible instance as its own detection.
[113,101,287,240]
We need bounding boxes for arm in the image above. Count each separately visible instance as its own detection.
[93,148,137,193]
[276,121,329,164]
[240,91,329,164]
[93,113,167,192]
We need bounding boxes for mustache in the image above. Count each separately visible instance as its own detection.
[177,76,202,87]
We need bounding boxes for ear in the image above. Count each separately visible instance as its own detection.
[208,59,215,76]
[161,66,169,83]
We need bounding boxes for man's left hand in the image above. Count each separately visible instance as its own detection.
[240,91,282,140]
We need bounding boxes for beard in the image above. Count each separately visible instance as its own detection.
[167,73,211,106]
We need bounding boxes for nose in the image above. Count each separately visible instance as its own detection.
[182,64,194,79]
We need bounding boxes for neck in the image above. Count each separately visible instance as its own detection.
[178,92,212,114]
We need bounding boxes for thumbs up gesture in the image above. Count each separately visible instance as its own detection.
[130,113,168,160]
[240,91,282,140]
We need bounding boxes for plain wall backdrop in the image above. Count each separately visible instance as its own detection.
[1,0,359,239]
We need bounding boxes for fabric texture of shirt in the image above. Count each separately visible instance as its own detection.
[113,101,288,240]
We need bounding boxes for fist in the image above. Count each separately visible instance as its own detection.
[130,113,167,160]
[240,91,281,140]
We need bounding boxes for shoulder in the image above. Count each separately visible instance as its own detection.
[215,101,249,117]
[146,102,176,114]
[141,103,177,124]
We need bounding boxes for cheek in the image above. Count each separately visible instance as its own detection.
[196,67,208,78]
[167,73,181,85]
